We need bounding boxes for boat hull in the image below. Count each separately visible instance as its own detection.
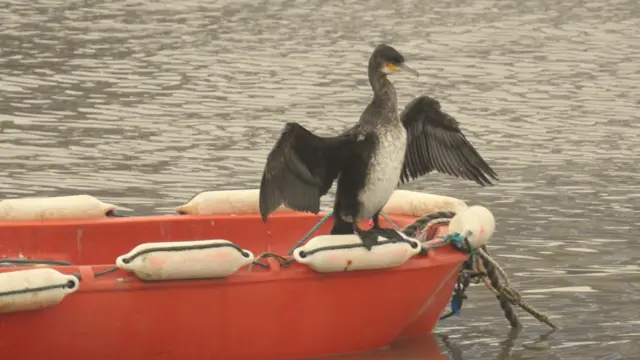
[0,212,466,360]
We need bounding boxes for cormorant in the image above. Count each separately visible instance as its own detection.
[258,44,499,250]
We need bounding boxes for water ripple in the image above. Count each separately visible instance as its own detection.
[1,0,639,359]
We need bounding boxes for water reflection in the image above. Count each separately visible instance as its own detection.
[313,328,561,360]
[437,328,560,360]
[312,334,448,360]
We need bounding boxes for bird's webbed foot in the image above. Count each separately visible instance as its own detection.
[353,223,380,251]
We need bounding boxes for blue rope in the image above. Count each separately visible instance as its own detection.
[287,212,334,255]
[441,232,466,250]
[434,232,477,321]
[424,232,467,251]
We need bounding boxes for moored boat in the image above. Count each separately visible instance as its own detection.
[0,189,493,360]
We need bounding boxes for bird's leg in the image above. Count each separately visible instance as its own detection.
[353,222,380,251]
[330,213,355,235]
[333,199,382,250]
[370,209,405,242]
[331,212,379,249]
[371,210,382,230]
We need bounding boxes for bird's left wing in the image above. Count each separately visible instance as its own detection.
[399,95,499,186]
[258,122,369,222]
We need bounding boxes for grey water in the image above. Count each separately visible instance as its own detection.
[0,0,639,358]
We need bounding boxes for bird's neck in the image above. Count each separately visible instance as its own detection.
[368,67,398,113]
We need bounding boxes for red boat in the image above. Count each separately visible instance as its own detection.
[0,189,489,360]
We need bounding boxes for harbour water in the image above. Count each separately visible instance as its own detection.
[1,0,639,358]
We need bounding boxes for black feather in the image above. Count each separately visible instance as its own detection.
[399,96,499,186]
[258,122,370,222]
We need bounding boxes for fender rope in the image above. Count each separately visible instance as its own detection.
[401,210,557,329]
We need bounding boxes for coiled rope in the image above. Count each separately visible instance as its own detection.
[404,211,558,330]
[474,245,557,329]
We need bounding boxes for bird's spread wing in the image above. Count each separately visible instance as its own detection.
[399,95,499,186]
[259,122,370,222]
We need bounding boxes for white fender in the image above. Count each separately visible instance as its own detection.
[293,233,422,273]
[0,194,120,221]
[382,190,468,217]
[175,189,295,215]
[0,268,79,313]
[447,205,495,248]
[116,239,255,281]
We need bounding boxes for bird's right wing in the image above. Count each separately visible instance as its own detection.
[258,122,369,222]
[399,95,499,186]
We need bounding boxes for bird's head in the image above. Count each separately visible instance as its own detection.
[370,44,419,78]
